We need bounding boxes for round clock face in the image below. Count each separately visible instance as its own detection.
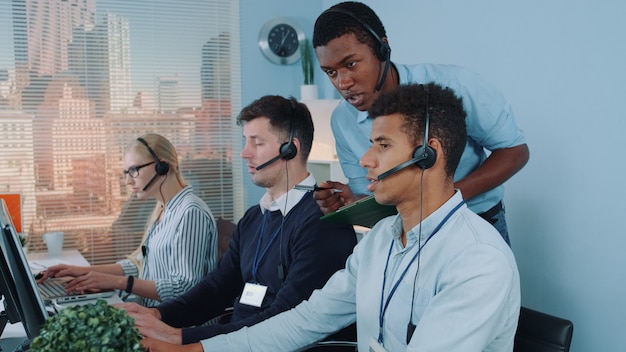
[259,17,305,65]
[269,24,299,57]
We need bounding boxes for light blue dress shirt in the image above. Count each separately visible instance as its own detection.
[332,63,527,214]
[200,191,520,351]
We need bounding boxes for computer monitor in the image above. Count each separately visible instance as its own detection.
[0,199,48,347]
[0,233,21,325]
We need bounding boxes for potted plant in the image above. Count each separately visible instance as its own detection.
[300,38,318,100]
[30,299,144,352]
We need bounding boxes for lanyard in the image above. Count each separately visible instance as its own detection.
[377,200,465,344]
[252,211,284,282]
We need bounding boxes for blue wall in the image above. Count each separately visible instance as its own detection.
[239,0,331,206]
[241,1,626,351]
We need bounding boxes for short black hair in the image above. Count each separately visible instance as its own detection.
[313,1,387,55]
[237,95,314,161]
[369,83,467,177]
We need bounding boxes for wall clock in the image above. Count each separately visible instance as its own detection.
[258,17,305,65]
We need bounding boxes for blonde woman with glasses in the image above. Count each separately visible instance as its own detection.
[38,133,218,307]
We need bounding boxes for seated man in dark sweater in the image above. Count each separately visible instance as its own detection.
[118,95,357,345]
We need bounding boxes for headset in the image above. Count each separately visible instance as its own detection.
[255,98,298,171]
[377,85,437,181]
[324,7,391,91]
[136,137,170,191]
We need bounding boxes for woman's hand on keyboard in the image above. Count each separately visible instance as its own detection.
[64,270,125,293]
[37,264,88,283]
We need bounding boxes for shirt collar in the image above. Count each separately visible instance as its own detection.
[356,109,369,123]
[392,190,465,248]
[259,173,317,216]
[395,62,409,85]
[165,185,192,210]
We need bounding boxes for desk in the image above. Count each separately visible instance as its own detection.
[27,249,90,270]
[1,250,122,344]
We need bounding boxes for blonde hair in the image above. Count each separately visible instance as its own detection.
[127,133,187,189]
[125,133,187,270]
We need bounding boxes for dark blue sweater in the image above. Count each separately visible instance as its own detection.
[157,193,357,343]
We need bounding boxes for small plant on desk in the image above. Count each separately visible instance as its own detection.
[18,233,27,247]
[30,299,144,352]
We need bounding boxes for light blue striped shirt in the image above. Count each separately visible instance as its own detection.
[118,186,217,307]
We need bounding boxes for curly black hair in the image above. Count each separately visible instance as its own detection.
[237,95,314,161]
[369,83,467,177]
[313,1,387,55]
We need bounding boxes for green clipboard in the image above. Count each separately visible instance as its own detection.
[320,195,398,228]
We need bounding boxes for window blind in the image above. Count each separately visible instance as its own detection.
[0,0,243,265]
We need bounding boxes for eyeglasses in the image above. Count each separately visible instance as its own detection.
[123,161,155,178]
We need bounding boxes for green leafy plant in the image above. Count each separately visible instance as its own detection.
[30,299,144,352]
[18,233,27,247]
[300,38,314,85]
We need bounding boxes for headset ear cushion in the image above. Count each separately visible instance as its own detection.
[413,145,437,170]
[378,42,391,61]
[155,161,170,175]
[280,142,297,161]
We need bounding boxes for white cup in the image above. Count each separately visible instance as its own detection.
[43,231,64,257]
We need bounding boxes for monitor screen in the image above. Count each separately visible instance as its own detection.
[0,199,48,341]
[0,232,21,324]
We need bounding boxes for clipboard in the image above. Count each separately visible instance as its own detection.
[320,195,397,228]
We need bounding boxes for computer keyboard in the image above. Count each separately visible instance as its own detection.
[38,279,68,299]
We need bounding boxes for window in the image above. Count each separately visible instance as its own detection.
[0,0,243,265]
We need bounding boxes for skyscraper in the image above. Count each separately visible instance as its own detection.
[69,12,133,117]
[201,32,231,101]
[157,75,180,114]
[12,0,96,108]
[198,33,232,157]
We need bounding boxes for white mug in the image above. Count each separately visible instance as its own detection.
[43,231,64,257]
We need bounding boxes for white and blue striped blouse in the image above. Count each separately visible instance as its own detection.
[118,185,217,307]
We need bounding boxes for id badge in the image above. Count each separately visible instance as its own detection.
[239,282,268,307]
[369,337,389,352]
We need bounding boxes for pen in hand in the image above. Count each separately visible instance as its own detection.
[294,184,343,193]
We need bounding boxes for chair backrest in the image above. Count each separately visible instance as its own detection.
[514,306,574,352]
[216,217,236,260]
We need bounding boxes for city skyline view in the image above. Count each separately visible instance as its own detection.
[1,0,230,107]
[0,0,242,265]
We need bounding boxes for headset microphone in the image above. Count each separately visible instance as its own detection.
[255,98,298,171]
[142,173,160,192]
[256,153,286,171]
[376,84,436,181]
[375,55,391,92]
[255,131,297,170]
[377,152,430,181]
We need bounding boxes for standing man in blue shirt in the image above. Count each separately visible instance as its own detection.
[312,1,529,244]
[139,83,520,352]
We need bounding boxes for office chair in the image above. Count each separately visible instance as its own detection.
[216,217,235,261]
[514,306,574,352]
